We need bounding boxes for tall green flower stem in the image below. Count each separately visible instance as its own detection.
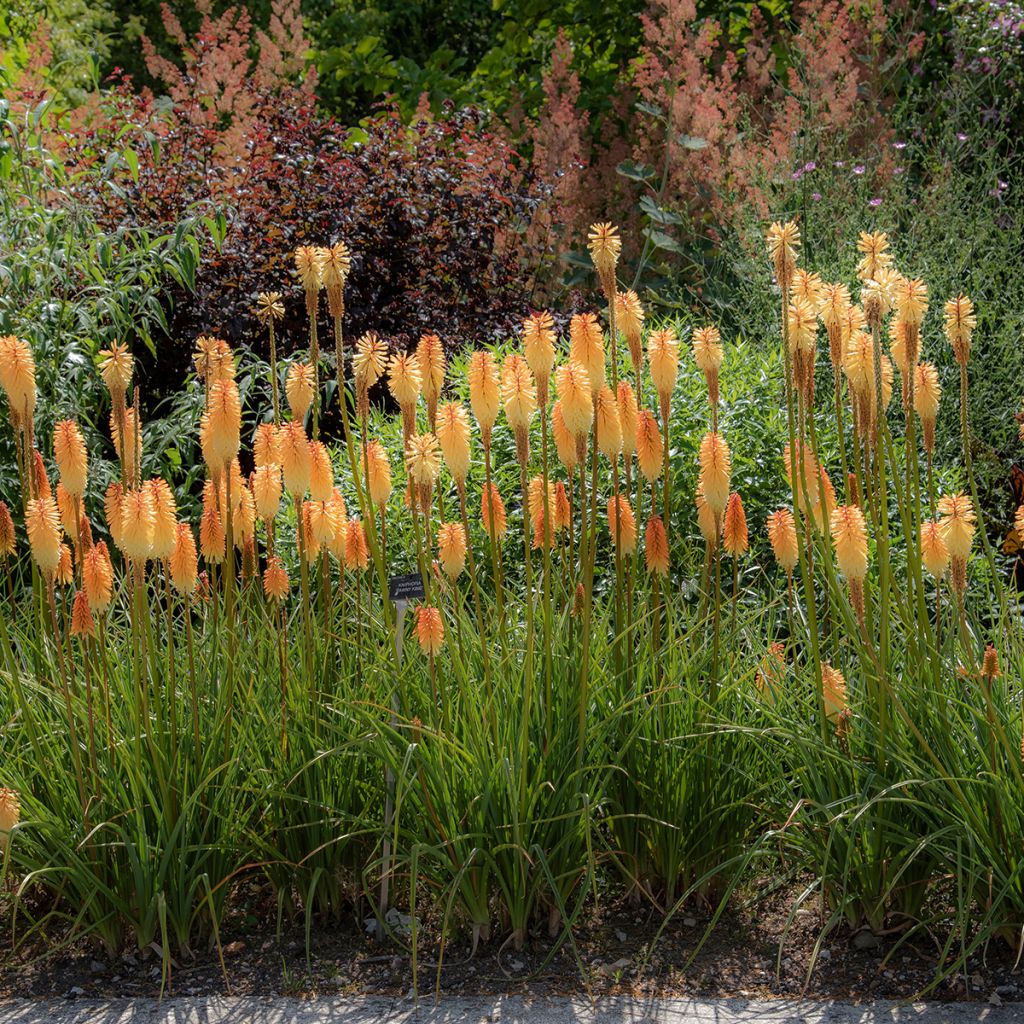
[457,482,494,730]
[780,293,826,743]
[517,441,536,700]
[267,316,281,426]
[482,439,507,655]
[869,315,891,769]
[538,385,554,742]
[957,361,1007,629]
[606,297,624,684]
[305,288,320,440]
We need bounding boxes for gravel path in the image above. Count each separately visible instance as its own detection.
[1,996,1021,1024]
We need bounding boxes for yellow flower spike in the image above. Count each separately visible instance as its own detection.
[587,222,621,297]
[595,386,622,459]
[481,482,507,540]
[522,311,557,392]
[53,419,88,497]
[821,283,852,369]
[294,245,323,312]
[614,290,645,369]
[286,362,316,422]
[551,402,579,471]
[308,441,334,502]
[528,475,556,550]
[388,350,422,436]
[501,354,536,464]
[861,267,901,329]
[467,350,501,445]
[767,508,799,575]
[821,662,850,728]
[104,482,125,552]
[1,786,21,851]
[279,422,312,497]
[436,402,472,486]
[855,231,892,283]
[568,313,606,391]
[0,501,15,558]
[98,340,133,403]
[148,478,178,561]
[343,519,370,572]
[119,487,156,565]
[944,294,977,365]
[791,269,825,313]
[920,520,950,578]
[696,484,719,546]
[555,361,594,438]
[0,334,37,426]
[635,410,664,481]
[937,492,975,561]
[405,433,442,490]
[437,521,467,578]
[361,441,393,508]
[830,504,869,581]
[306,499,340,546]
[698,431,731,515]
[252,464,283,522]
[895,277,928,327]
[765,220,800,290]
[647,328,679,405]
[256,291,284,325]
[913,361,941,452]
[320,241,351,319]
[553,481,571,531]
[205,379,242,469]
[692,325,724,408]
[416,333,446,425]
[83,540,114,611]
[617,381,638,459]
[606,494,637,554]
[354,332,388,390]
[200,482,226,565]
[258,425,289,479]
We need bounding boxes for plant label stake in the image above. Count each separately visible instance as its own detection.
[378,573,425,937]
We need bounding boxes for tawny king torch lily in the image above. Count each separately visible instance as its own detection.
[938,492,975,599]
[353,332,388,423]
[830,503,869,626]
[501,354,537,468]
[766,220,800,291]
[416,333,445,430]
[0,335,36,431]
[692,326,724,420]
[698,432,731,517]
[388,351,422,442]
[522,311,556,405]
[614,290,644,375]
[0,501,16,561]
[587,222,621,301]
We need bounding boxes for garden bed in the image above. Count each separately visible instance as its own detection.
[2,882,1019,1003]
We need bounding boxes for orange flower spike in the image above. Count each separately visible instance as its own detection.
[645,515,669,576]
[416,604,445,657]
[723,492,748,558]
[53,420,88,497]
